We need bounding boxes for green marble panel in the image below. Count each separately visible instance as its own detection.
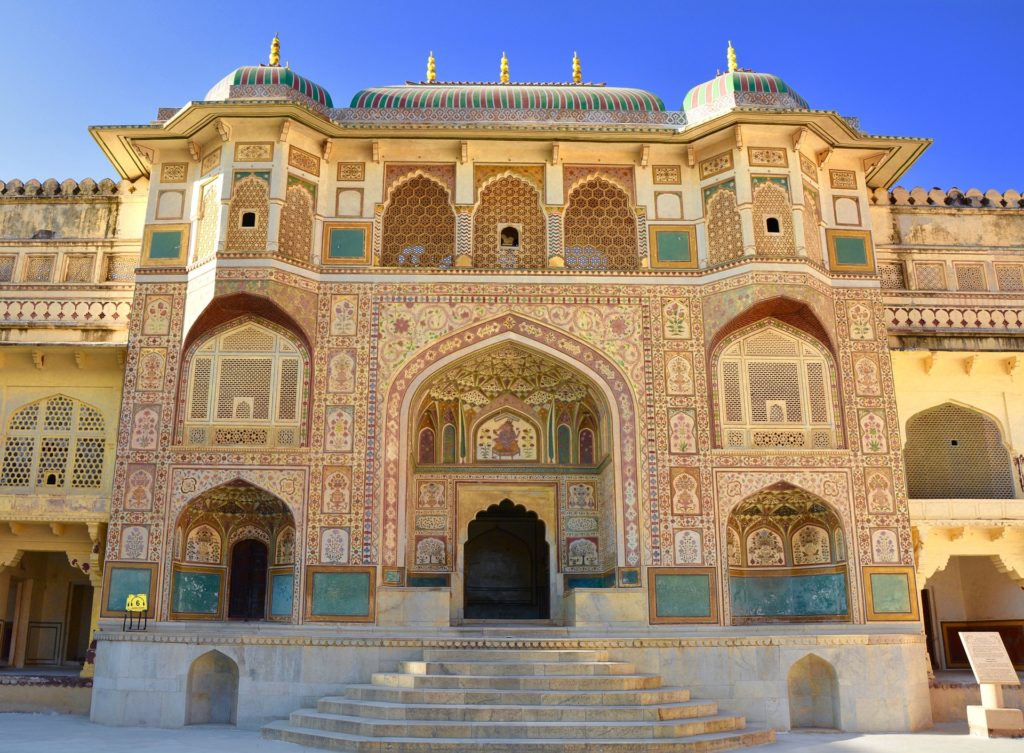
[311,571,371,617]
[270,573,293,616]
[565,571,616,590]
[870,572,912,613]
[655,573,712,618]
[834,236,868,266]
[327,228,366,259]
[171,570,221,615]
[105,567,152,613]
[149,230,182,259]
[730,571,847,617]
[655,230,693,263]
[408,574,450,588]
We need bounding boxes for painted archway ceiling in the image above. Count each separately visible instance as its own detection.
[730,486,839,532]
[425,343,595,408]
[184,485,290,517]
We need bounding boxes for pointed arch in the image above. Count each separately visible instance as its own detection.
[186,650,238,725]
[788,654,840,729]
[377,315,640,568]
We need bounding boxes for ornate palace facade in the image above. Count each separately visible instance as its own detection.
[1,40,1021,744]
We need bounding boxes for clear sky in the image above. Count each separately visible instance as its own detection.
[3,0,1021,190]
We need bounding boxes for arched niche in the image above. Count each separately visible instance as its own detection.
[726,483,850,624]
[176,315,311,449]
[409,341,611,468]
[710,317,842,450]
[788,654,840,729]
[186,650,238,725]
[172,481,296,622]
[381,319,640,573]
[904,402,1015,499]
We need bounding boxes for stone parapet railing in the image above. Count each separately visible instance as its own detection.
[886,303,1024,332]
[909,499,1024,523]
[872,186,1024,209]
[0,178,146,198]
[0,298,131,328]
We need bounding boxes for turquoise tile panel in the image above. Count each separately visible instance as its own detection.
[149,230,182,259]
[311,571,371,617]
[730,571,847,617]
[870,572,912,613]
[105,567,152,613]
[655,230,693,263]
[834,236,868,266]
[328,228,366,259]
[270,573,294,616]
[655,573,712,618]
[171,570,221,615]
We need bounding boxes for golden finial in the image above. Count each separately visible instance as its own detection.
[572,51,582,85]
[500,51,509,84]
[727,40,738,73]
[426,51,436,83]
[269,34,281,66]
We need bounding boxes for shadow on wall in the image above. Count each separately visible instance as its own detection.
[788,654,840,730]
[186,650,238,725]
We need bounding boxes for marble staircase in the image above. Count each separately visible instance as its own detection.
[262,647,775,752]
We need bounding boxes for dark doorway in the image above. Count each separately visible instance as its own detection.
[228,540,268,620]
[464,499,549,620]
[64,584,92,663]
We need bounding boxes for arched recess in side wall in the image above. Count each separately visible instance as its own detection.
[904,401,1016,499]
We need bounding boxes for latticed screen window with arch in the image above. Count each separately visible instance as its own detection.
[184,321,306,448]
[716,324,838,449]
[0,395,106,491]
[904,402,1015,499]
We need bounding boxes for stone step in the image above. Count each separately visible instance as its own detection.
[321,697,719,722]
[343,683,692,706]
[370,672,663,691]
[287,709,745,739]
[400,659,638,676]
[263,721,776,753]
[422,648,610,662]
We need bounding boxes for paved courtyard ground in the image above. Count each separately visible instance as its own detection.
[2,713,1023,753]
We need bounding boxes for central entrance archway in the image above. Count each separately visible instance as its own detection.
[464,500,549,620]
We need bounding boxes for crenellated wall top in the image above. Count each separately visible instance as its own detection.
[873,186,1024,209]
[0,178,147,199]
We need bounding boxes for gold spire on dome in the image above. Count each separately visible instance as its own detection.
[500,51,509,84]
[269,34,281,66]
[727,40,738,73]
[572,51,582,84]
[426,51,436,83]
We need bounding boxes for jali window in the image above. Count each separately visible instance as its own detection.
[715,322,839,449]
[0,395,106,491]
[183,321,306,447]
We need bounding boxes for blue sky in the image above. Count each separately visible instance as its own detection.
[3,1,1021,190]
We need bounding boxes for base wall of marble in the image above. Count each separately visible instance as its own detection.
[90,628,933,732]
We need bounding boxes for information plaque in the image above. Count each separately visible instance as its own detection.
[960,632,1021,686]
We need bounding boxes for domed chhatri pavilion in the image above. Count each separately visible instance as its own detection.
[2,36,1024,748]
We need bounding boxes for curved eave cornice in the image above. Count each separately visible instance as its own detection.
[91,100,930,189]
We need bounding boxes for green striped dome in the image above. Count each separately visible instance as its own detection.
[350,84,665,112]
[206,65,334,109]
[683,71,808,113]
